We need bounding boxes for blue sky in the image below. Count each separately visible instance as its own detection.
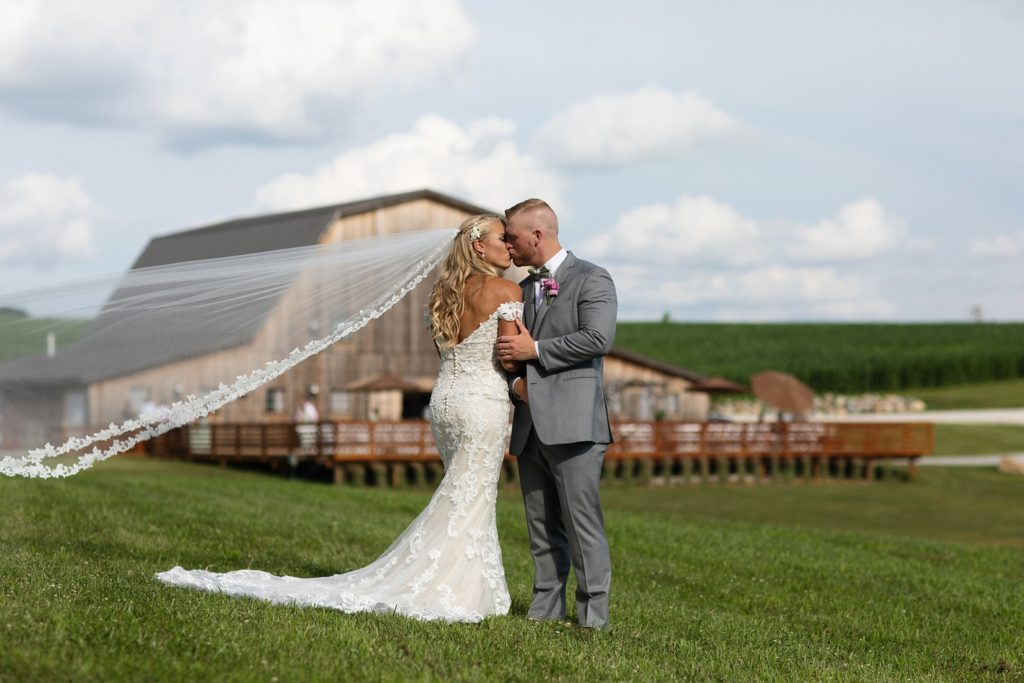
[0,0,1021,320]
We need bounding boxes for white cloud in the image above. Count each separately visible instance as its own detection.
[256,115,565,212]
[0,0,476,145]
[709,298,897,322]
[735,266,871,302]
[583,195,761,266]
[580,194,910,320]
[786,198,908,261]
[970,231,1023,258]
[612,264,876,307]
[0,174,97,267]
[533,87,749,166]
[608,262,894,321]
[584,195,909,267]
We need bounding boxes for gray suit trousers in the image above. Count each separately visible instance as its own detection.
[518,429,610,628]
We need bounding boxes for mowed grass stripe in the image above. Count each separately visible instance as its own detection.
[932,424,1024,456]
[910,378,1024,410]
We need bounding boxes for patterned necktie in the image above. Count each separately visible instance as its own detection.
[529,266,550,312]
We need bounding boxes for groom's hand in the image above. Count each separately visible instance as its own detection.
[496,319,538,362]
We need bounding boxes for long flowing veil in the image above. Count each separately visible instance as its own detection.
[0,228,454,478]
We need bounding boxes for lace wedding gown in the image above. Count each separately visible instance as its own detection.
[155,301,523,623]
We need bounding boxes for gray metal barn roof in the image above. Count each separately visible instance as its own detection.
[131,189,492,268]
[0,189,707,389]
[0,190,491,385]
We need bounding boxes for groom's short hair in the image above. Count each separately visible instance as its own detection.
[505,199,558,234]
[505,198,552,219]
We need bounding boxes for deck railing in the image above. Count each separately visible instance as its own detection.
[148,419,933,485]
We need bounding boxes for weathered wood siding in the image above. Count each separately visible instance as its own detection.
[85,198,705,426]
[87,199,477,424]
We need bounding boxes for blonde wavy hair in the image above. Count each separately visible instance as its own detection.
[428,214,506,348]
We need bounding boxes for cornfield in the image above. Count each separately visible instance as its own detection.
[615,322,1024,392]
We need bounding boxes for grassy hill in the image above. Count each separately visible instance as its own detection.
[1,459,1021,681]
[0,309,90,363]
[616,321,1024,393]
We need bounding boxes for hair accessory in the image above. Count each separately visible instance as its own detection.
[468,224,484,241]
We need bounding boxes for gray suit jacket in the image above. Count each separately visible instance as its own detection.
[508,252,617,456]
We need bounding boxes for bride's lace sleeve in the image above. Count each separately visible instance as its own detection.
[496,301,524,321]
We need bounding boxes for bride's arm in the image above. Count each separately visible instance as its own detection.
[487,278,526,373]
[497,317,523,372]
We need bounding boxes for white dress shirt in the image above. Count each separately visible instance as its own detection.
[512,248,567,397]
[532,248,567,355]
[533,248,568,313]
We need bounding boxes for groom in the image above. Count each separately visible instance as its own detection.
[496,198,617,629]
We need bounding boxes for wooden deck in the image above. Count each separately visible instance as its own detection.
[149,419,933,485]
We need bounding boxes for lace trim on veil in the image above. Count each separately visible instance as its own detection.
[1,232,454,479]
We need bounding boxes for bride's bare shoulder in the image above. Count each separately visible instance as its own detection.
[464,276,520,318]
[482,275,521,302]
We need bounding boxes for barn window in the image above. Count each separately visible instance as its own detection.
[265,388,286,414]
[329,389,353,416]
[63,390,87,427]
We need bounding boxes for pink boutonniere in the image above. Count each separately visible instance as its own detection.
[541,277,559,302]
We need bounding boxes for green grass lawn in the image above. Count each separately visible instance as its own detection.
[907,378,1024,410]
[932,424,1024,456]
[2,459,1023,681]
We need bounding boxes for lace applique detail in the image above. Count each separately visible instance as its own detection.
[496,301,523,322]
[155,292,514,624]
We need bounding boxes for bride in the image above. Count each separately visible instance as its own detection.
[156,214,525,623]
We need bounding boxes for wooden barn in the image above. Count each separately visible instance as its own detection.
[0,189,709,445]
[604,348,709,421]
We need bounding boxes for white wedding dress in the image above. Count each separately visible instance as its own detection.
[155,301,523,623]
